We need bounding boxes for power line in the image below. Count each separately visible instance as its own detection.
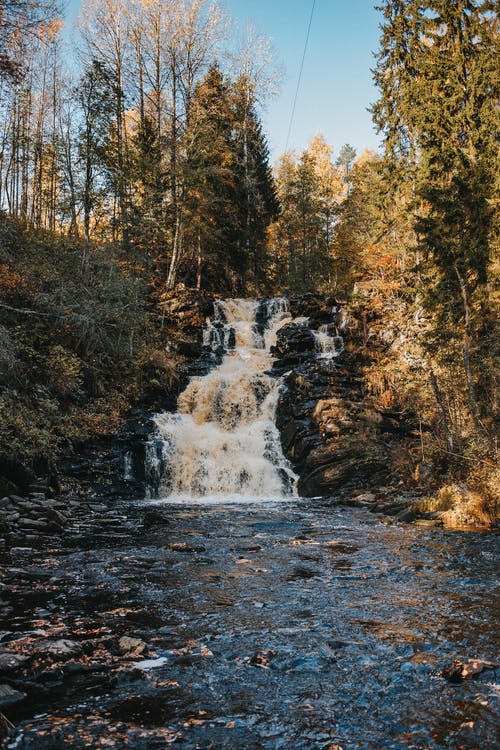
[285,0,316,152]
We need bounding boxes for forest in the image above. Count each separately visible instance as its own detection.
[0,0,498,509]
[0,2,499,748]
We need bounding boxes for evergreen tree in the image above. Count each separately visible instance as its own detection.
[270,135,344,292]
[76,60,115,253]
[180,64,244,293]
[373,0,499,442]
[232,75,278,293]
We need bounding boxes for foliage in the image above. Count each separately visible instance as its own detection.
[0,215,172,460]
[268,134,345,293]
[360,0,499,498]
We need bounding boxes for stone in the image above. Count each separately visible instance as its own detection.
[18,518,49,530]
[143,510,171,528]
[43,508,68,526]
[8,547,33,557]
[28,492,46,500]
[8,495,26,504]
[0,651,29,672]
[442,658,498,683]
[118,636,147,655]
[351,493,376,504]
[0,683,25,706]
[395,507,416,523]
[37,639,83,659]
[113,666,148,684]
[273,322,317,357]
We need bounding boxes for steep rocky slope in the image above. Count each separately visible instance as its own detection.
[272,294,421,502]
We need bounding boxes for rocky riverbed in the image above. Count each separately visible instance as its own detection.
[0,496,498,749]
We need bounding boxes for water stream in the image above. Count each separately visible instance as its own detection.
[1,295,498,749]
[146,298,296,503]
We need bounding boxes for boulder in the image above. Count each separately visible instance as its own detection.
[273,323,317,357]
[416,483,494,528]
[118,636,147,655]
[37,639,82,659]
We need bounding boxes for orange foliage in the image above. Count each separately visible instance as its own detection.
[363,244,399,277]
[0,264,22,297]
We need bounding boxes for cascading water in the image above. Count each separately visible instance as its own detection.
[313,324,344,359]
[146,298,296,504]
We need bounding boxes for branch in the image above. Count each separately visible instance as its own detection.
[0,302,52,317]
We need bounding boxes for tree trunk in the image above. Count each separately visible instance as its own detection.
[429,369,454,453]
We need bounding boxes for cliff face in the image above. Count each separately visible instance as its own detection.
[272,294,420,499]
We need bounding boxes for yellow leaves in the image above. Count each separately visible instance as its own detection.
[39,17,65,42]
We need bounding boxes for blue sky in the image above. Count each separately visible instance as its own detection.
[65,0,382,162]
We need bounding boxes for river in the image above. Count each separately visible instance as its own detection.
[1,299,498,748]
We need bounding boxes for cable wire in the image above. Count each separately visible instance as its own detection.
[285,0,316,151]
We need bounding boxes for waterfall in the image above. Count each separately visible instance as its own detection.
[146,298,297,504]
[313,324,344,359]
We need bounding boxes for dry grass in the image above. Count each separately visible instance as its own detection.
[416,482,496,529]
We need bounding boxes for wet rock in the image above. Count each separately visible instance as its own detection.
[0,684,26,706]
[273,322,316,357]
[113,666,148,684]
[250,650,276,667]
[299,451,387,497]
[442,658,498,683]
[207,589,235,607]
[8,494,26,504]
[287,565,320,581]
[273,296,421,503]
[395,506,416,522]
[18,518,49,530]
[168,542,206,553]
[351,493,376,504]
[0,651,30,672]
[37,639,83,659]
[143,510,171,528]
[9,547,33,557]
[118,636,147,655]
[176,338,204,358]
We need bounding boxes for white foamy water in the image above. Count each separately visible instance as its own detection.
[146,298,297,504]
[313,325,344,359]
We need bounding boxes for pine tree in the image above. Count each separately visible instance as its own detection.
[270,136,344,293]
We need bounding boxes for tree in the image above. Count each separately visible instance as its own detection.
[179,64,238,291]
[0,0,59,79]
[79,0,132,246]
[232,75,278,293]
[372,0,499,449]
[76,60,115,254]
[270,135,344,292]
